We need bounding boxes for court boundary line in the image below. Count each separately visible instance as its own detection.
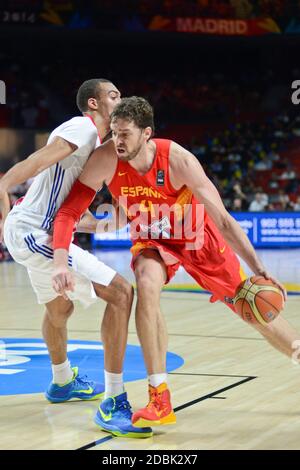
[169,372,256,378]
[76,374,256,451]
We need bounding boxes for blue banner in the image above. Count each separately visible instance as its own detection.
[92,223,131,248]
[92,212,300,248]
[233,212,300,247]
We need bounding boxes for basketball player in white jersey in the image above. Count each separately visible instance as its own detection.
[0,79,152,438]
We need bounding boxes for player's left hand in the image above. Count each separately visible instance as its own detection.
[52,266,75,301]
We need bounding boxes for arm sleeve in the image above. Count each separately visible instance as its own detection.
[53,179,96,250]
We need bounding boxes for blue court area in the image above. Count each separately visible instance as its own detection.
[0,338,184,396]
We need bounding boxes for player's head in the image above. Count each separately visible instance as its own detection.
[110,96,154,161]
[76,79,121,120]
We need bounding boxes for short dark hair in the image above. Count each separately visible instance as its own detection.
[76,78,111,113]
[111,96,154,133]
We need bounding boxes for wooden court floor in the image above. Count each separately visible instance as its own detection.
[1,261,300,450]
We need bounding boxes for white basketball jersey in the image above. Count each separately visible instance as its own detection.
[10,116,101,232]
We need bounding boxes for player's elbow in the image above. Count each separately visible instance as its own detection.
[53,136,77,153]
[217,213,232,233]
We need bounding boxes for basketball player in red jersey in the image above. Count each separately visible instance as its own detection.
[52,97,300,430]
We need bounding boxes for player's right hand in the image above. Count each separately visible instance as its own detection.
[258,269,287,302]
[52,266,75,301]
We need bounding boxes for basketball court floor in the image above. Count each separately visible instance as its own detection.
[1,247,300,450]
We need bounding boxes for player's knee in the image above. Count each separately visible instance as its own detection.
[46,301,74,328]
[112,276,133,309]
[136,272,160,300]
[64,302,74,318]
[120,280,134,308]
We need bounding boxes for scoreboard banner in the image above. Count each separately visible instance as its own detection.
[233,212,300,248]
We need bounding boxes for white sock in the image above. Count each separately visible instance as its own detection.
[104,370,124,399]
[149,373,168,388]
[52,359,73,385]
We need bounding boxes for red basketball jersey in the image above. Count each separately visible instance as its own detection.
[108,138,206,243]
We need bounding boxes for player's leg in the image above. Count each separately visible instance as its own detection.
[70,245,152,438]
[135,250,168,374]
[43,294,105,403]
[183,225,300,361]
[68,245,132,396]
[93,274,133,384]
[92,273,152,438]
[131,249,176,427]
[2,227,104,403]
[42,295,74,367]
[251,314,300,358]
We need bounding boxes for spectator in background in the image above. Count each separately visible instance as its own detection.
[275,189,290,210]
[269,172,279,190]
[230,0,253,18]
[232,197,243,212]
[293,196,300,211]
[248,192,268,211]
[242,176,256,197]
[285,177,299,194]
[279,166,297,180]
[268,149,280,163]
[254,154,273,171]
[265,203,276,211]
[256,186,269,206]
[232,181,246,201]
[21,104,38,128]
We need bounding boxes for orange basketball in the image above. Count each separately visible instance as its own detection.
[234,276,284,325]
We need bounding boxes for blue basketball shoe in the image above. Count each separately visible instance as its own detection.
[94,392,153,438]
[45,367,104,403]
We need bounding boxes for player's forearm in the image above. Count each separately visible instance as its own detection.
[76,211,98,233]
[53,180,97,250]
[77,203,129,234]
[53,248,70,269]
[221,214,265,274]
[0,148,51,192]
[0,160,36,193]
[76,213,113,234]
[53,210,76,252]
[77,214,127,234]
[0,139,76,193]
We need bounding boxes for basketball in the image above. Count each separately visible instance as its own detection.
[234,276,284,325]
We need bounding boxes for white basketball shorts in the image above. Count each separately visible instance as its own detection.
[4,214,116,307]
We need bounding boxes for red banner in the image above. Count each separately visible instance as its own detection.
[148,17,281,36]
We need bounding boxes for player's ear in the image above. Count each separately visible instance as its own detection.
[144,127,152,141]
[87,97,98,110]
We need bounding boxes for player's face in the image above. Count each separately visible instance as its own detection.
[98,82,121,121]
[111,118,148,161]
